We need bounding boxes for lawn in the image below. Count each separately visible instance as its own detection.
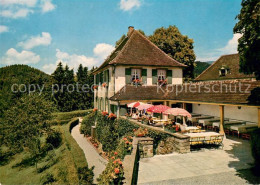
[0,118,89,184]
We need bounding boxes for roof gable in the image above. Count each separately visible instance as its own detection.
[195,54,255,81]
[95,29,186,73]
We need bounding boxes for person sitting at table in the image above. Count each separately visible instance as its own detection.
[171,119,176,125]
[179,122,187,133]
[148,116,154,125]
[132,113,138,119]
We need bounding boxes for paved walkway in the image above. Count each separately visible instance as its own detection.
[138,137,254,184]
[71,119,107,183]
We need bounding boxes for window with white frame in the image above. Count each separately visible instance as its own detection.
[131,69,141,81]
[157,69,166,81]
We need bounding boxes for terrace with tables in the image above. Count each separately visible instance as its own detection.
[125,102,258,151]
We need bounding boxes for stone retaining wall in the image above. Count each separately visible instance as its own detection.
[123,137,154,185]
[157,133,190,154]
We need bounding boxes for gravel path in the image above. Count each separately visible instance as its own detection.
[71,121,107,183]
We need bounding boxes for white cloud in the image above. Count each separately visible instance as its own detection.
[18,32,52,49]
[197,33,242,62]
[0,8,33,19]
[0,48,40,65]
[119,0,141,11]
[42,62,57,74]
[0,0,37,7]
[93,43,115,59]
[0,0,56,19]
[217,33,242,54]
[42,43,115,74]
[41,49,100,74]
[40,0,56,13]
[0,25,9,33]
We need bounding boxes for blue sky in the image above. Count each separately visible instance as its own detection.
[0,0,242,74]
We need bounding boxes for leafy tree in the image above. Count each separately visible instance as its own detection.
[0,64,51,117]
[149,26,196,80]
[1,94,55,152]
[233,0,260,80]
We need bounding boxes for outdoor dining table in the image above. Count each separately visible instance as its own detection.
[190,113,201,117]
[199,118,229,127]
[190,115,214,122]
[153,119,167,123]
[185,132,221,140]
[185,126,199,131]
[229,124,258,134]
[212,121,245,128]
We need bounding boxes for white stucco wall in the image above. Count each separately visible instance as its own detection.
[114,66,183,92]
[192,104,258,123]
[115,66,126,92]
[172,68,183,84]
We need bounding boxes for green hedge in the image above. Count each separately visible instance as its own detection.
[116,118,169,150]
[80,111,97,136]
[95,112,119,153]
[251,128,260,165]
[88,113,170,153]
[52,110,92,121]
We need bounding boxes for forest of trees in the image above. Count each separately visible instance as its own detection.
[51,62,95,112]
[0,63,95,116]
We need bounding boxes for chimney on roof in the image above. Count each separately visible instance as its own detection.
[127,26,134,36]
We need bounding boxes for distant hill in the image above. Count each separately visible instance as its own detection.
[194,61,211,78]
[0,64,51,116]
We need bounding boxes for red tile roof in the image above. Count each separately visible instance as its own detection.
[195,54,255,81]
[109,80,260,106]
[94,29,186,73]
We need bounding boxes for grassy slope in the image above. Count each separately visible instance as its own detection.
[0,118,87,184]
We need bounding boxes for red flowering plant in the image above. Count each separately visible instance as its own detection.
[132,78,142,86]
[158,79,167,86]
[93,85,98,90]
[93,108,98,112]
[101,111,108,116]
[123,136,133,154]
[102,82,107,87]
[107,113,117,120]
[134,127,148,137]
[98,154,124,184]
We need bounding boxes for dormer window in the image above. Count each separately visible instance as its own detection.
[219,66,229,77]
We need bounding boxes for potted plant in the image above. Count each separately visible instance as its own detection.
[102,82,107,87]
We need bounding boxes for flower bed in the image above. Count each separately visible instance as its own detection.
[98,138,133,184]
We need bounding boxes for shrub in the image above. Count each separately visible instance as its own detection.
[80,111,97,136]
[52,110,92,121]
[251,128,260,165]
[69,118,79,132]
[41,173,56,185]
[78,166,95,185]
[46,130,62,148]
[98,138,132,184]
[115,118,139,137]
[95,112,119,153]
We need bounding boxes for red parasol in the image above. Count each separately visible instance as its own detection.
[147,105,171,113]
